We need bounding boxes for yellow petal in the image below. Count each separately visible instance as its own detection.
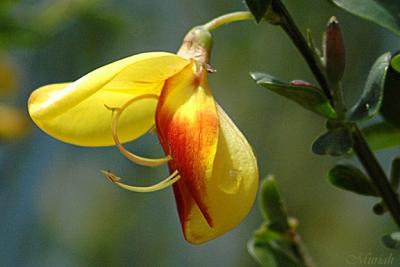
[28,52,190,146]
[174,104,259,244]
[30,82,162,146]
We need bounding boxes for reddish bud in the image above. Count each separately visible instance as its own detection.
[324,16,346,83]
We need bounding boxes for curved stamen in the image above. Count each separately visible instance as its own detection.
[110,93,171,167]
[102,170,181,193]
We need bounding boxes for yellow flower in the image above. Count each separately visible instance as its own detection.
[28,27,258,244]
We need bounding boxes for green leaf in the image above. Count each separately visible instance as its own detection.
[251,72,336,119]
[312,127,353,156]
[259,176,290,233]
[391,54,400,73]
[349,52,391,121]
[381,62,400,128]
[329,0,400,36]
[363,122,400,151]
[328,164,379,196]
[382,232,400,249]
[245,0,271,23]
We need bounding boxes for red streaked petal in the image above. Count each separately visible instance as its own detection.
[177,105,258,244]
[156,62,219,226]
[156,62,258,244]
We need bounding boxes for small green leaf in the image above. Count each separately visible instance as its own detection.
[373,201,387,215]
[391,54,400,73]
[245,0,271,23]
[251,72,336,119]
[329,164,379,196]
[382,232,400,249]
[363,122,400,151]
[329,0,400,36]
[390,157,400,191]
[381,63,400,128]
[349,52,391,121]
[259,176,290,234]
[312,127,353,156]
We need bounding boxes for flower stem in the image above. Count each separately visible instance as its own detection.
[271,0,400,227]
[203,11,253,31]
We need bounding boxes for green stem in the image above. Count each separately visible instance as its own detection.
[271,0,400,227]
[271,0,333,104]
[351,125,400,226]
[203,11,253,31]
[289,230,316,267]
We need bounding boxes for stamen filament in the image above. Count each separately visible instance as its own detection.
[111,93,171,167]
[203,11,253,31]
[102,170,181,193]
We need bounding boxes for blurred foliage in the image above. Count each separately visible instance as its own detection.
[364,122,400,151]
[0,104,30,140]
[0,52,17,96]
[248,177,312,267]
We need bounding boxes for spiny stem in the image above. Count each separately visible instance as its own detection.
[203,11,253,31]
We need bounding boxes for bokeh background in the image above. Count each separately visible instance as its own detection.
[1,0,399,266]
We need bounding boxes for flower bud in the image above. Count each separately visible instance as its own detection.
[324,16,345,83]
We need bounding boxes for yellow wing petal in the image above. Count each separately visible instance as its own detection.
[175,104,259,244]
[28,52,190,146]
[30,82,162,146]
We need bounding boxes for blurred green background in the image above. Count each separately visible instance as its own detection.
[1,0,399,266]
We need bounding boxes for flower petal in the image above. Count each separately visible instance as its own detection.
[156,63,258,244]
[30,82,162,146]
[174,105,259,244]
[156,62,219,226]
[28,52,190,146]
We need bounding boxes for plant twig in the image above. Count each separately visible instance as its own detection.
[271,0,333,104]
[271,0,400,227]
[352,125,400,226]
